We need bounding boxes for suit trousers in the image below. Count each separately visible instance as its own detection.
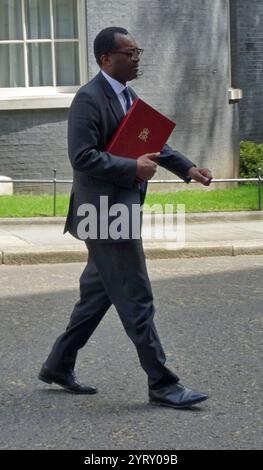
[45,239,179,389]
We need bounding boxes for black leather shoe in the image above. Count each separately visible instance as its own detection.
[38,365,97,394]
[149,383,208,409]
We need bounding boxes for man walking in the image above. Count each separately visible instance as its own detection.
[39,27,212,409]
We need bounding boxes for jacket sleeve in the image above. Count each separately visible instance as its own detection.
[68,92,137,189]
[157,144,196,183]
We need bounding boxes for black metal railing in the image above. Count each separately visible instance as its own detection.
[0,168,262,216]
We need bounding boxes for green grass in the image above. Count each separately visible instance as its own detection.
[0,185,262,217]
[0,194,70,217]
[145,184,262,212]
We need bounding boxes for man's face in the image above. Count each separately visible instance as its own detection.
[101,33,141,84]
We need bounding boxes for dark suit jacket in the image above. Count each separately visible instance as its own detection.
[64,71,195,242]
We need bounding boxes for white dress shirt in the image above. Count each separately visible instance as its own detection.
[101,69,132,114]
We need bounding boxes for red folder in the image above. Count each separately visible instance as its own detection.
[106,98,176,158]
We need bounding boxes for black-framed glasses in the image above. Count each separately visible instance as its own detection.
[110,48,144,59]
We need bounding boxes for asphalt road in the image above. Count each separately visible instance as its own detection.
[0,255,262,450]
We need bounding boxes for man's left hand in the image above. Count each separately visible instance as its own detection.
[187,167,213,186]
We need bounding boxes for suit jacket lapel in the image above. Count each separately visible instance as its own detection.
[109,94,125,123]
[128,87,138,101]
[97,71,125,124]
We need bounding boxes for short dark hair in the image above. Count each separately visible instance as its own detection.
[94,27,129,65]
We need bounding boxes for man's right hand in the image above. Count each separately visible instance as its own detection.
[136,153,159,182]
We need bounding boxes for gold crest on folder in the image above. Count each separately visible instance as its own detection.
[138,128,150,142]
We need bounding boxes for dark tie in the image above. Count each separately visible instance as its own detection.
[122,87,132,112]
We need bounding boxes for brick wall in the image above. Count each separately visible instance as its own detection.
[230,0,263,142]
[0,109,71,193]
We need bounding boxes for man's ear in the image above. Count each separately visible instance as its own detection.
[100,54,112,68]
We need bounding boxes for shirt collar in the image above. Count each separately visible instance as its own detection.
[101,70,127,96]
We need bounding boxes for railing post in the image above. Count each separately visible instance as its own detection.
[53,168,57,216]
[257,168,262,211]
